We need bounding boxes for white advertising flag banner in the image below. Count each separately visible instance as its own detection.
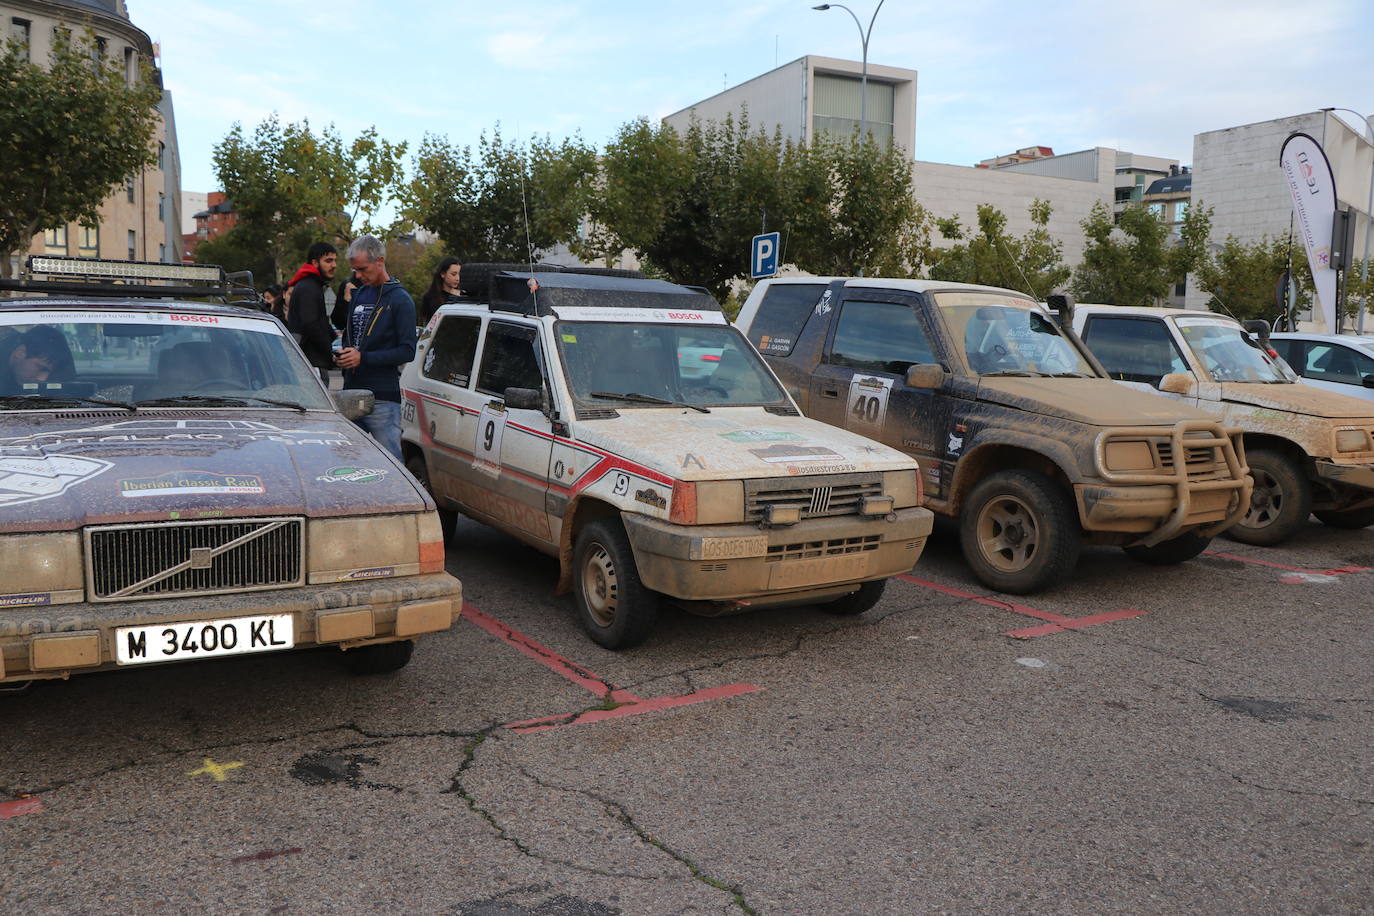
[1279,132,1339,332]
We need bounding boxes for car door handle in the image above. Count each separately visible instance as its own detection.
[820,388,840,398]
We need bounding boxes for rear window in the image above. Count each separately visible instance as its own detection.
[423,315,480,388]
[750,283,826,356]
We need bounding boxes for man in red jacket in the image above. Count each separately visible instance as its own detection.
[286,241,338,381]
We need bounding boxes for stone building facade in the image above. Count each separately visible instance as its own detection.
[4,0,182,270]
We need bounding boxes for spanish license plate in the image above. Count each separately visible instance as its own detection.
[115,614,294,665]
[767,554,871,590]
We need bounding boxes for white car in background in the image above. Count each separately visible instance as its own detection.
[1270,333,1374,403]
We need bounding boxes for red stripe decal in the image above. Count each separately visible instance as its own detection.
[0,797,43,819]
[896,574,1145,638]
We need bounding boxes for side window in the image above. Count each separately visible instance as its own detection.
[1302,344,1374,385]
[422,315,480,387]
[751,283,826,356]
[1081,317,1188,384]
[830,300,935,374]
[1270,339,1299,367]
[476,322,544,396]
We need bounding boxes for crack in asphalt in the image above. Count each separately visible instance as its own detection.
[5,723,479,798]
[518,768,760,915]
[439,729,664,882]
[1195,757,1374,807]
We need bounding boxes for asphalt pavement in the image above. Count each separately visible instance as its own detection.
[2,516,1372,915]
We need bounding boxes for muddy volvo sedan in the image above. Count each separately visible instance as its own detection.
[0,257,462,685]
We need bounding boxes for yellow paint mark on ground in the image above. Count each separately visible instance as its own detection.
[188,758,244,782]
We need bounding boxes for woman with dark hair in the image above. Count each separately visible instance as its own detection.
[419,257,462,326]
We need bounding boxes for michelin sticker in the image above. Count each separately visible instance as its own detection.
[316,466,388,484]
[0,455,114,507]
[846,375,893,433]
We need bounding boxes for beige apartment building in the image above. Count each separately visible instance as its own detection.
[4,0,182,272]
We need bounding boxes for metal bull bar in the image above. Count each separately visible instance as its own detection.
[1093,419,1252,547]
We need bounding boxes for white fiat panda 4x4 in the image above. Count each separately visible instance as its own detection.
[401,271,933,648]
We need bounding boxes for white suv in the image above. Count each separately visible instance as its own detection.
[401,271,933,648]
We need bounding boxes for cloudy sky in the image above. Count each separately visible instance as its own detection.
[130,0,1374,195]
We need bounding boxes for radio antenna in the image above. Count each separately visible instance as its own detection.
[517,130,537,307]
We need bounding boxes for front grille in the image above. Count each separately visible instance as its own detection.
[86,516,304,601]
[766,535,881,563]
[1156,440,1227,478]
[744,472,882,522]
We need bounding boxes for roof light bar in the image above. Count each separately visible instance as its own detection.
[27,256,224,284]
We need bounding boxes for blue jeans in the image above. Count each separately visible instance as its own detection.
[355,399,402,460]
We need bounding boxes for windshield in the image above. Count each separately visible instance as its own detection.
[1177,318,1291,383]
[935,294,1097,377]
[556,322,788,408]
[0,309,333,410]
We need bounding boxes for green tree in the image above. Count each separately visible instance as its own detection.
[0,31,162,277]
[1194,235,1313,322]
[405,128,597,263]
[788,133,935,278]
[929,200,1069,297]
[1073,201,1181,305]
[192,225,274,287]
[213,115,408,281]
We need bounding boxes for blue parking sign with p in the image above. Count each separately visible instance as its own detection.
[751,232,780,279]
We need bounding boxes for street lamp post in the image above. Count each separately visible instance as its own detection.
[812,1,885,143]
[1321,107,1374,333]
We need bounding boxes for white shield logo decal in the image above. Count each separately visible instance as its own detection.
[0,455,115,507]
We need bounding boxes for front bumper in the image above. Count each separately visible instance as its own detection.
[1081,420,1251,546]
[621,507,934,603]
[1313,459,1374,493]
[0,572,462,684]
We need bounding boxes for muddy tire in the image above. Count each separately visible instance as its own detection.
[344,640,414,675]
[959,470,1081,594]
[573,518,658,649]
[1228,449,1311,546]
[822,579,887,616]
[1123,532,1210,565]
[406,454,457,544]
[1313,505,1374,529]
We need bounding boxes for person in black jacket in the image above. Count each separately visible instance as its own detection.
[335,235,417,459]
[286,241,339,380]
[419,256,462,326]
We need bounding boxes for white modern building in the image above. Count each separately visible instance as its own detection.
[1189,110,1373,310]
[665,57,1177,283]
[664,55,918,156]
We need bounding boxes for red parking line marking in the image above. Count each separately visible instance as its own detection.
[506,684,764,735]
[463,604,642,702]
[461,604,761,732]
[1003,609,1148,639]
[1203,550,1370,581]
[0,797,43,819]
[897,574,1145,639]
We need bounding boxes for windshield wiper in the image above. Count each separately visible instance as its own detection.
[980,370,1045,377]
[590,390,710,414]
[0,394,136,411]
[1048,372,1094,378]
[136,394,307,411]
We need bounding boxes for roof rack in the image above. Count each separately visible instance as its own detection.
[0,255,256,301]
[488,271,720,316]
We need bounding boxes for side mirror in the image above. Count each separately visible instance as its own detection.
[503,386,544,410]
[1158,372,1196,396]
[906,363,946,390]
[334,389,375,420]
[1362,374,1374,389]
[1045,293,1075,330]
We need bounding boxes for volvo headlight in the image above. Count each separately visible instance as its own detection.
[308,514,428,583]
[0,532,84,606]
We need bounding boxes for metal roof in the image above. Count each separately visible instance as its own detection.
[489,271,720,315]
[1145,175,1192,196]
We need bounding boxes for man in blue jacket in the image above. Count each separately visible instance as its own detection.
[334,235,417,459]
